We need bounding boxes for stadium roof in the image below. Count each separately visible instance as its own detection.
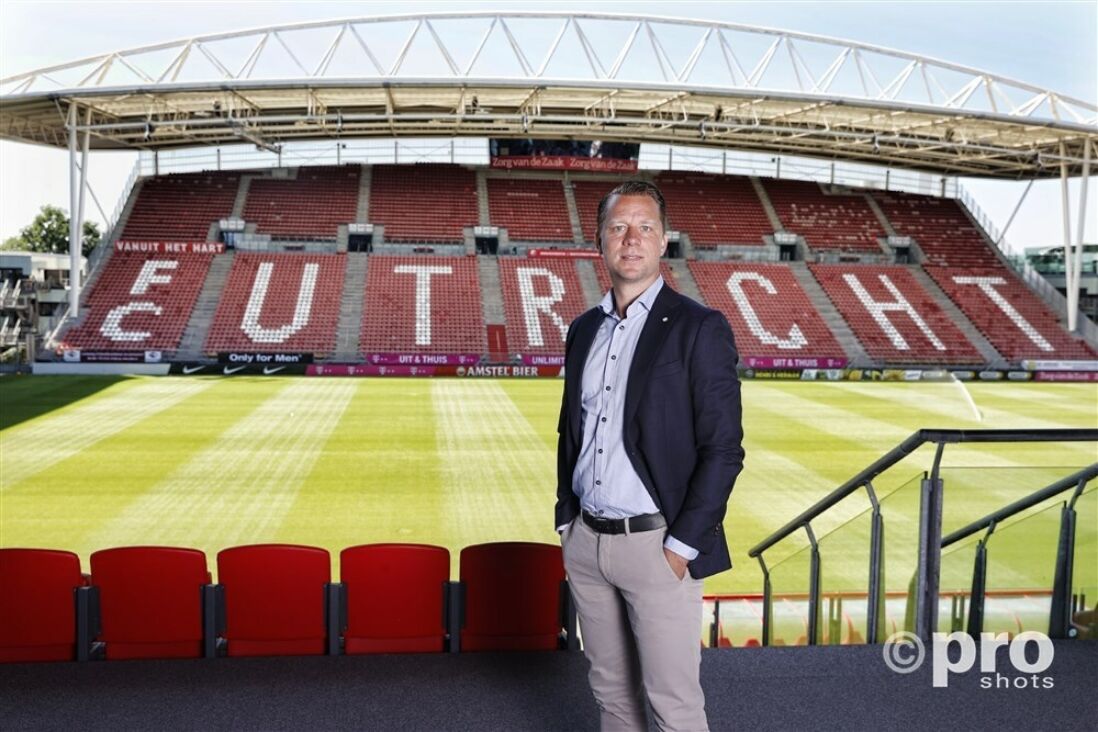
[1,11,1095,179]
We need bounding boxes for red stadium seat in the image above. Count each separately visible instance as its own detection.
[205,252,345,355]
[339,544,450,654]
[652,173,773,248]
[488,177,573,242]
[0,549,88,663]
[216,544,331,657]
[62,251,215,352]
[764,179,884,254]
[244,166,359,240]
[89,546,211,660]
[370,164,478,242]
[498,257,589,357]
[122,171,239,241]
[360,254,487,356]
[459,542,567,652]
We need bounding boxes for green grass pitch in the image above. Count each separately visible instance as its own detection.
[1,375,1095,599]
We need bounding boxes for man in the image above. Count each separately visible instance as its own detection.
[556,180,745,732]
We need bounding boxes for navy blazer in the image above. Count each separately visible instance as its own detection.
[556,284,745,579]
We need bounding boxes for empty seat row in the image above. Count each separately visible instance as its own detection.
[205,253,346,354]
[874,192,1001,267]
[689,262,847,360]
[62,251,215,352]
[360,254,487,354]
[0,543,571,664]
[244,166,360,239]
[369,164,478,242]
[765,180,885,253]
[654,173,774,247]
[123,172,240,241]
[810,264,984,363]
[487,178,573,242]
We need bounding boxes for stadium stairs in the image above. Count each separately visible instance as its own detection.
[55,165,1098,366]
[230,175,252,219]
[663,259,705,303]
[749,177,784,232]
[355,165,371,224]
[332,253,369,361]
[176,251,235,361]
[1,643,1093,730]
[574,259,604,309]
[787,261,872,366]
[477,256,507,337]
[862,192,898,237]
[561,173,587,245]
[475,167,491,227]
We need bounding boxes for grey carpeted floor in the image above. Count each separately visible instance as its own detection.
[2,643,1095,730]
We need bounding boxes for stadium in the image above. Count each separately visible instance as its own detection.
[0,5,1096,730]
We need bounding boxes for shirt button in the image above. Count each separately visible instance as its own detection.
[605,386,611,391]
[601,417,607,422]
[611,355,616,360]
[619,325,625,331]
[595,480,601,486]
[598,448,603,454]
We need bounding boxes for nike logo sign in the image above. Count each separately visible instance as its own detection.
[263,366,285,375]
[182,365,205,374]
[223,366,246,375]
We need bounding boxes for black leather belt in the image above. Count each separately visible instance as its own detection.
[582,510,666,535]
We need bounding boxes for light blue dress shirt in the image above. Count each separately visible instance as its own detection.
[570,276,698,560]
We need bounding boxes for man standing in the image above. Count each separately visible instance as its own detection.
[556,180,744,731]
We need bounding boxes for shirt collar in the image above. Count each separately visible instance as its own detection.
[599,275,665,319]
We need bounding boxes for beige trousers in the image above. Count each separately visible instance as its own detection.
[561,516,708,732]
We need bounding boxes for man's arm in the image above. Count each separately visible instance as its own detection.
[667,310,745,555]
[555,319,580,530]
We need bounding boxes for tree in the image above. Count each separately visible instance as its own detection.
[15,205,100,257]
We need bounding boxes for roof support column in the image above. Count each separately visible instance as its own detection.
[67,103,84,317]
[77,107,91,258]
[1059,140,1092,334]
[1070,140,1092,334]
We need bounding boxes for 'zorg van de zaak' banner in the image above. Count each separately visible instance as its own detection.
[490,156,638,173]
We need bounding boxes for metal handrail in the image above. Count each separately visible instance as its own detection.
[747,428,1095,559]
[748,428,1098,644]
[942,464,1098,548]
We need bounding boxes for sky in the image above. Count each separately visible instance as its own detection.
[1,0,1095,251]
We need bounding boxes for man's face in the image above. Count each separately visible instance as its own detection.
[598,194,668,289]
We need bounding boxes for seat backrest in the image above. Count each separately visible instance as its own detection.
[90,546,209,660]
[216,544,330,657]
[0,548,84,663]
[459,542,565,651]
[340,543,450,654]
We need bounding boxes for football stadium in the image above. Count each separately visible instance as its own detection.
[1,4,1096,730]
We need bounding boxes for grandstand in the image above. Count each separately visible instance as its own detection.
[369,164,478,243]
[764,180,886,256]
[360,255,486,355]
[656,172,774,248]
[487,177,573,242]
[44,162,1095,367]
[205,253,345,356]
[243,166,359,241]
[121,172,240,242]
[62,250,215,353]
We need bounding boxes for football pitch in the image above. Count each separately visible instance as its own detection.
[1,376,1095,597]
